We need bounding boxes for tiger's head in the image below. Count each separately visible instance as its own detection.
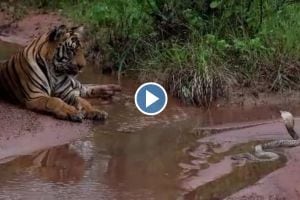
[47,25,87,76]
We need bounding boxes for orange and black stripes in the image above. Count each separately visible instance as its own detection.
[0,28,66,104]
[0,25,109,122]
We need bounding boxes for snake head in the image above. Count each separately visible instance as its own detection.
[280,111,294,129]
[280,111,299,139]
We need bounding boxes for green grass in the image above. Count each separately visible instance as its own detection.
[7,0,300,105]
[137,37,232,105]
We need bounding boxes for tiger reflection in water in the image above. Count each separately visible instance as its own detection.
[32,144,86,182]
[1,144,88,183]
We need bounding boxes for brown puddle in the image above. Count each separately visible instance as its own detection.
[1,40,300,199]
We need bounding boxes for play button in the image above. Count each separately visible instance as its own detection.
[135,82,168,116]
[146,90,159,108]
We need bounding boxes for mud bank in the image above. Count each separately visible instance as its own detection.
[227,144,300,200]
[0,11,70,46]
[0,100,91,162]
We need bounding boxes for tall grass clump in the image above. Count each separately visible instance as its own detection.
[137,35,234,105]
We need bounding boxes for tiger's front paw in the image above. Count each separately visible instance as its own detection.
[68,112,84,122]
[85,110,108,121]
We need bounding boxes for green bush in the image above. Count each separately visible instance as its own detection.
[15,0,300,105]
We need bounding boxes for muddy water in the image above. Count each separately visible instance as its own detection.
[0,40,300,200]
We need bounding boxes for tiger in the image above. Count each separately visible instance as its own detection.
[0,25,120,122]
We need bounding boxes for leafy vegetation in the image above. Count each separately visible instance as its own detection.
[6,0,300,105]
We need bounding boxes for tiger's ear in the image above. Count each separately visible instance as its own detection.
[49,25,67,42]
[71,26,85,39]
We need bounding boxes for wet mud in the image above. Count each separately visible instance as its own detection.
[0,100,91,163]
[181,119,300,199]
[0,11,70,46]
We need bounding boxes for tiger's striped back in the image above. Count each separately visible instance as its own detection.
[0,25,74,104]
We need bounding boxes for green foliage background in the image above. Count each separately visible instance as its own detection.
[14,0,300,105]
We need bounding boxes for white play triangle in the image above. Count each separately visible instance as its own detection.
[146,90,159,108]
